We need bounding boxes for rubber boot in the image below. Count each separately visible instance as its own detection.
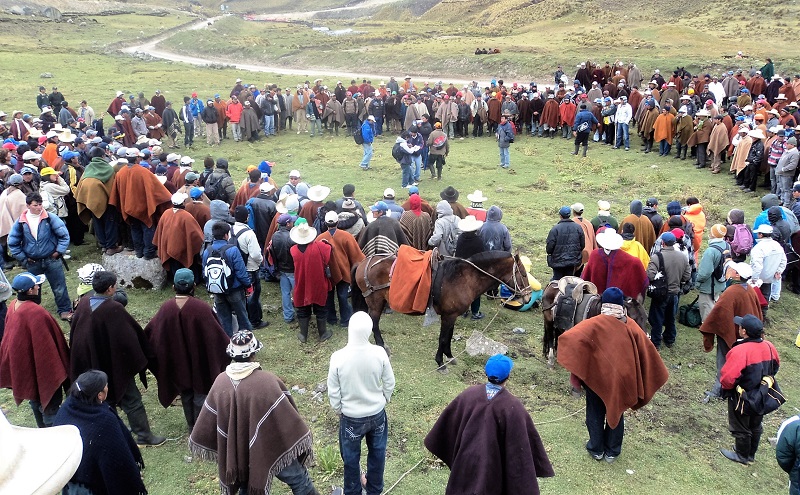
[720,437,751,465]
[582,144,588,157]
[572,144,580,155]
[644,139,652,153]
[317,317,332,342]
[298,317,310,343]
[674,144,682,159]
[128,407,166,446]
[681,146,687,160]
[748,431,762,463]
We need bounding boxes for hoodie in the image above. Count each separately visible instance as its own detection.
[203,199,234,245]
[768,206,792,243]
[428,201,460,256]
[327,312,395,417]
[683,203,706,248]
[629,200,643,216]
[480,206,512,252]
[753,193,800,240]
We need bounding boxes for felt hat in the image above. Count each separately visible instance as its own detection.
[768,109,780,117]
[289,222,318,245]
[467,190,488,203]
[276,194,299,214]
[226,330,263,359]
[11,272,46,292]
[77,263,104,285]
[748,129,766,139]
[485,354,513,382]
[458,215,483,232]
[306,185,331,202]
[710,224,726,238]
[0,409,83,495]
[695,109,710,117]
[596,228,624,250]
[440,186,460,202]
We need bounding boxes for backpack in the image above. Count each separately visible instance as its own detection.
[205,173,229,202]
[710,243,731,282]
[647,252,669,298]
[353,129,364,145]
[432,134,448,150]
[391,142,405,163]
[231,226,251,266]
[204,244,234,294]
[730,223,754,257]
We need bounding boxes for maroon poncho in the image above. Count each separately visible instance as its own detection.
[144,296,231,408]
[425,384,554,495]
[0,300,70,406]
[581,248,649,300]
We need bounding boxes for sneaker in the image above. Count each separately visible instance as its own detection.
[589,451,603,461]
[329,487,343,495]
[471,312,485,320]
[604,455,617,464]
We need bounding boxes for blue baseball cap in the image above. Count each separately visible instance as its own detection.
[11,272,46,292]
[661,232,677,245]
[485,354,513,382]
[408,186,419,195]
[61,150,80,161]
[370,201,389,212]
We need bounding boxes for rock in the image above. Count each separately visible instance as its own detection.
[512,327,526,334]
[314,382,327,393]
[101,252,166,289]
[465,330,508,357]
[39,72,54,78]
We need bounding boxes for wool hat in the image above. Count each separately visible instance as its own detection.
[559,206,571,218]
[11,272,46,292]
[173,268,195,290]
[709,224,727,239]
[189,187,203,199]
[289,222,317,245]
[733,314,763,337]
[601,287,625,306]
[226,330,263,359]
[485,354,513,382]
[666,200,682,216]
[661,232,677,245]
[787,137,798,146]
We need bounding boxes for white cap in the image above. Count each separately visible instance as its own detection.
[383,188,396,198]
[259,182,276,193]
[45,130,58,139]
[166,153,181,163]
[325,211,339,224]
[289,169,301,178]
[116,91,123,97]
[171,192,188,205]
[22,151,41,161]
[180,156,195,165]
[125,148,143,158]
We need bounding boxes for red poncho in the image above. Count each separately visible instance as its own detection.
[0,300,70,406]
[291,241,332,307]
[581,248,649,300]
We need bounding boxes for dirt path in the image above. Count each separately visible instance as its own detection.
[121,10,480,85]
[248,0,404,21]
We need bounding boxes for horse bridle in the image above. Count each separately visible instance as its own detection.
[442,253,532,300]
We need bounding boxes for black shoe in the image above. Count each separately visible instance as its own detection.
[319,329,332,342]
[664,341,674,348]
[471,312,485,320]
[137,433,167,447]
[251,321,269,329]
[720,448,750,465]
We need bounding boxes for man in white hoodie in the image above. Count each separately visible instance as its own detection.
[327,312,395,495]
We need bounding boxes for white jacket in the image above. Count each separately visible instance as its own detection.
[232,222,263,272]
[615,103,632,124]
[328,312,395,418]
[39,177,70,218]
[750,237,787,284]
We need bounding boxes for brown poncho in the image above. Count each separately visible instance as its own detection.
[144,296,230,408]
[189,368,314,495]
[399,210,432,251]
[708,120,731,155]
[558,314,669,428]
[109,164,171,227]
[699,283,763,352]
[730,135,753,174]
[540,99,560,128]
[424,384,554,495]
[153,208,204,269]
[621,213,656,253]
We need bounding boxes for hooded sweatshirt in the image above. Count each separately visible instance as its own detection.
[428,200,460,256]
[768,205,792,244]
[480,206,512,252]
[327,312,395,418]
[203,199,234,245]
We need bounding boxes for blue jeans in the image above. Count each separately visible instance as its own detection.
[30,387,62,428]
[129,217,156,258]
[615,122,629,148]
[400,163,414,188]
[247,271,263,325]
[648,293,678,348]
[25,257,72,314]
[263,114,275,136]
[532,120,541,136]
[411,154,422,182]
[309,118,322,136]
[659,140,671,155]
[585,386,624,458]
[92,206,119,249]
[326,281,352,326]
[214,288,252,337]
[235,458,314,495]
[280,272,296,322]
[360,143,373,169]
[421,146,429,170]
[499,147,510,167]
[374,116,383,135]
[340,410,388,495]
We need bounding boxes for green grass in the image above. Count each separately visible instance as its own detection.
[1,10,800,495]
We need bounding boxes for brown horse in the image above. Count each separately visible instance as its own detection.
[541,282,648,368]
[351,250,532,369]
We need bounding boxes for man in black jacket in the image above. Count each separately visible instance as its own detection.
[270,214,297,323]
[546,206,585,280]
[201,100,219,146]
[642,197,663,240]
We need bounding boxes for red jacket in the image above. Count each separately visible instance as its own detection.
[721,338,779,393]
[226,101,243,123]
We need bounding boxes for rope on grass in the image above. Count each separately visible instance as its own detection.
[535,406,586,425]
[383,457,426,495]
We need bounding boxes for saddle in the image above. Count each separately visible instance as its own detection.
[551,277,598,331]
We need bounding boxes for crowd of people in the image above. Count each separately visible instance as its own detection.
[1,57,800,494]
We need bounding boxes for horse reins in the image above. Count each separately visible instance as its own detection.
[439,253,532,300]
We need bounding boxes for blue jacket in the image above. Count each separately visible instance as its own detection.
[202,239,250,290]
[573,109,599,132]
[777,415,800,491]
[361,121,375,144]
[9,210,70,261]
[189,98,204,117]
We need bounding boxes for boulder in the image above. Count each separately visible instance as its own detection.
[465,330,508,357]
[101,252,166,289]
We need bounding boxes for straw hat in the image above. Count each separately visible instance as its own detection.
[458,215,484,232]
[596,228,624,250]
[467,190,488,203]
[0,409,83,495]
[306,185,331,202]
[289,222,318,245]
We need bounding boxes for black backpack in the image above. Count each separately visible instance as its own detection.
[391,142,405,163]
[353,128,364,145]
[647,252,669,298]
[204,173,225,202]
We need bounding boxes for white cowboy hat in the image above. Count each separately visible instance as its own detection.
[748,129,766,139]
[458,215,484,233]
[289,222,318,245]
[306,185,331,202]
[0,409,83,495]
[596,228,624,251]
[695,109,711,117]
[276,193,299,214]
[467,190,488,203]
